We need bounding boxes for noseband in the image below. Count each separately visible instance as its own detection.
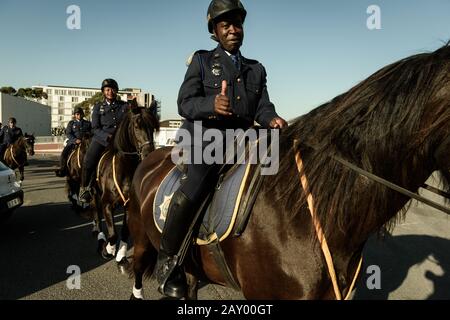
[118,140,154,160]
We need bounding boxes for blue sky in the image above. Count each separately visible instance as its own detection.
[0,0,449,120]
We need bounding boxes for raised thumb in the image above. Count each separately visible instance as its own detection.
[221,80,227,96]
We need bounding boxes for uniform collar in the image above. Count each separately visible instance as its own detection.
[215,45,249,75]
[103,99,116,106]
[215,45,242,75]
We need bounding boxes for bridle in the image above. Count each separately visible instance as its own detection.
[329,152,450,214]
[117,140,154,160]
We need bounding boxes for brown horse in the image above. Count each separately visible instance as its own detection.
[65,136,92,213]
[92,107,159,264]
[127,44,450,299]
[3,134,35,181]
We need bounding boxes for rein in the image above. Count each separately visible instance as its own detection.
[294,140,362,300]
[8,145,20,167]
[329,153,450,215]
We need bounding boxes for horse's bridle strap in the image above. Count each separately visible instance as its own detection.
[113,155,129,206]
[329,153,450,215]
[294,141,362,300]
[9,145,20,167]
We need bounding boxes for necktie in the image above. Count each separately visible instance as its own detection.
[231,54,240,70]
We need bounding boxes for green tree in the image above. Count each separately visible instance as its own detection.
[0,87,17,95]
[75,92,104,118]
[51,126,66,137]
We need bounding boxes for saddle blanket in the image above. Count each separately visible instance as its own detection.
[153,162,252,245]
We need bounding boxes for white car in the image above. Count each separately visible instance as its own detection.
[0,162,24,221]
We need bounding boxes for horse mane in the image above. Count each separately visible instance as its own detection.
[270,43,450,245]
[141,107,160,132]
[111,111,133,153]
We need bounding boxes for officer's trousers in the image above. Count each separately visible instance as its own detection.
[81,140,106,187]
[178,145,221,204]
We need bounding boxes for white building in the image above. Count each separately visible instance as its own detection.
[155,119,183,148]
[0,93,51,135]
[32,85,156,129]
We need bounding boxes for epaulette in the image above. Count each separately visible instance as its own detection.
[186,50,209,66]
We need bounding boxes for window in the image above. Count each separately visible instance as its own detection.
[47,89,52,94]
[72,97,79,103]
[59,96,64,102]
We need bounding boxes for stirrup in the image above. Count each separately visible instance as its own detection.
[155,253,186,299]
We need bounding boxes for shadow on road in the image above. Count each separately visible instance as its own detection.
[354,233,450,300]
[0,202,108,300]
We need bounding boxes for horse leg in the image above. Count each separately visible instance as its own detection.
[116,211,130,274]
[129,221,157,300]
[19,166,24,181]
[102,201,117,259]
[67,179,79,211]
[92,191,106,257]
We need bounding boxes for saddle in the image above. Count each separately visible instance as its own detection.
[153,128,273,245]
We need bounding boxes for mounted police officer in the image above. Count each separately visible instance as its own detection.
[78,79,128,203]
[0,117,24,161]
[55,107,92,177]
[154,0,288,299]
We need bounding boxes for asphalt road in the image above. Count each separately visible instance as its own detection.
[0,156,449,300]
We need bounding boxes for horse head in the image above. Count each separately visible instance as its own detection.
[129,107,160,160]
[24,133,35,156]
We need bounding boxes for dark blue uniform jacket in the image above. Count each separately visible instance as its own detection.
[66,119,92,145]
[91,100,128,146]
[177,45,280,147]
[0,126,23,145]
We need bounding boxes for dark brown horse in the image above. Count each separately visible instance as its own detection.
[127,44,450,299]
[92,107,159,264]
[3,134,35,181]
[65,136,92,213]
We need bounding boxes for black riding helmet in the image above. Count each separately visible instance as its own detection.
[207,0,247,34]
[101,78,119,92]
[73,107,85,117]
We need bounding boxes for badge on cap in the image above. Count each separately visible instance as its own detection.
[211,63,222,76]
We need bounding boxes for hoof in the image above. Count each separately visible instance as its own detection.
[130,294,143,301]
[100,244,114,260]
[117,257,129,275]
[97,239,111,259]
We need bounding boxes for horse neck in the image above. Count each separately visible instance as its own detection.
[112,119,136,154]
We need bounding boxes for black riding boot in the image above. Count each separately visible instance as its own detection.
[155,190,195,299]
[79,170,94,204]
[55,145,72,177]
